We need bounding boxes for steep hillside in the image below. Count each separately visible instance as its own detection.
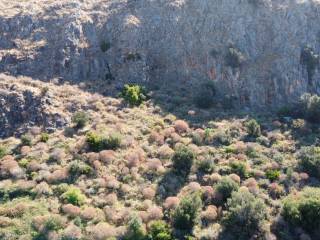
[0,75,320,239]
[1,0,320,107]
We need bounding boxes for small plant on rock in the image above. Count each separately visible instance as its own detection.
[245,119,261,138]
[120,84,148,106]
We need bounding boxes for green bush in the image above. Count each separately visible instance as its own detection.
[197,156,215,174]
[86,132,122,152]
[230,161,249,179]
[124,215,146,240]
[172,146,195,175]
[265,169,280,181]
[172,193,202,231]
[223,188,268,240]
[62,187,86,206]
[21,134,32,146]
[245,119,261,138]
[300,93,320,123]
[225,46,246,69]
[282,187,320,233]
[40,133,49,143]
[194,81,216,109]
[148,220,173,240]
[297,146,320,178]
[0,146,7,158]
[120,84,147,106]
[72,111,89,129]
[215,177,240,204]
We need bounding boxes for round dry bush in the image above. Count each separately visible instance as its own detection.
[61,204,81,217]
[163,127,175,138]
[163,197,180,210]
[142,187,156,200]
[209,173,222,184]
[20,146,31,156]
[46,168,69,183]
[147,206,163,222]
[86,152,100,164]
[126,149,145,168]
[243,178,258,194]
[228,173,241,184]
[27,160,42,172]
[268,182,284,199]
[174,120,189,134]
[62,224,82,239]
[157,144,174,159]
[146,158,162,172]
[87,222,117,240]
[148,131,165,145]
[105,177,120,190]
[99,150,115,164]
[201,205,218,223]
[105,193,118,206]
[81,207,99,221]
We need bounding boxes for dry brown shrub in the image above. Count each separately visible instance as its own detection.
[157,145,174,159]
[201,205,218,223]
[174,120,189,134]
[61,204,81,217]
[146,158,162,172]
[105,193,118,205]
[148,131,165,145]
[99,150,115,164]
[46,168,68,183]
[228,173,241,184]
[62,224,82,239]
[142,187,156,200]
[147,206,163,221]
[126,149,145,168]
[163,197,180,210]
[88,222,117,240]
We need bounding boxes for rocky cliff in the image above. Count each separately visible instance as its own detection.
[1,0,320,107]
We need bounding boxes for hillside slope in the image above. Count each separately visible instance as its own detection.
[1,0,320,107]
[0,75,320,239]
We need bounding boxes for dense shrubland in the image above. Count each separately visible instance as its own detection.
[0,80,320,240]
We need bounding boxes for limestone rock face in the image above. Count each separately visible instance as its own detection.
[1,0,320,107]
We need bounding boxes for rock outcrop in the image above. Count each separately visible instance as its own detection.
[1,0,320,107]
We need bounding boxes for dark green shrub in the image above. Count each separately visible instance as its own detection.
[297,146,320,178]
[225,46,245,69]
[300,93,320,123]
[265,169,280,181]
[194,81,216,109]
[172,146,195,175]
[40,133,49,143]
[120,84,147,106]
[148,220,173,240]
[62,187,86,206]
[223,188,268,240]
[86,132,121,152]
[21,134,32,146]
[245,119,261,138]
[197,156,215,174]
[215,177,240,204]
[72,111,89,129]
[172,193,202,231]
[230,161,249,179]
[282,187,320,233]
[300,46,319,81]
[124,215,146,240]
